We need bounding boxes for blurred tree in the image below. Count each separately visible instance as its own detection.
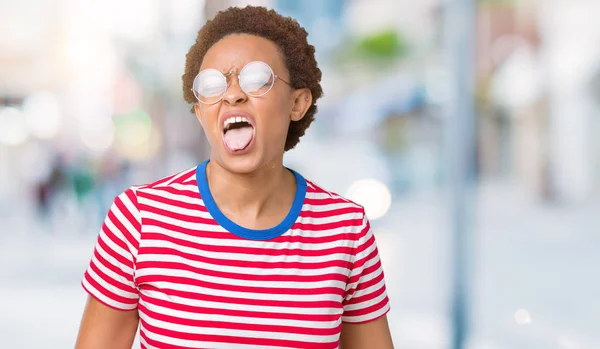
[334,29,410,67]
[355,29,408,60]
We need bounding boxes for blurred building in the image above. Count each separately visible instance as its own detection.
[474,0,600,202]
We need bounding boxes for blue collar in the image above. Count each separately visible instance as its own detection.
[195,160,307,240]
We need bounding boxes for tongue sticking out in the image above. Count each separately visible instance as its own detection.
[223,126,254,151]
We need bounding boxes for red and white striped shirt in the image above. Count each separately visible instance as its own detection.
[82,160,390,349]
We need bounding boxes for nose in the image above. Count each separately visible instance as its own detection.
[223,74,247,106]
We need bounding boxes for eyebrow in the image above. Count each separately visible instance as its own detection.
[197,65,239,75]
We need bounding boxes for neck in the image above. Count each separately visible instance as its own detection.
[206,158,293,219]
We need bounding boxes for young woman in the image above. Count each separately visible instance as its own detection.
[76,6,393,349]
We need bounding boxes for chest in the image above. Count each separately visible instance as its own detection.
[133,229,351,317]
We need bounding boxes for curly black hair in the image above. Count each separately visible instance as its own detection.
[182,5,323,151]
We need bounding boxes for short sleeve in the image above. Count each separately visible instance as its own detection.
[81,187,141,311]
[342,211,391,323]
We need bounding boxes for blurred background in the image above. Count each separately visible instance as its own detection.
[1,0,599,348]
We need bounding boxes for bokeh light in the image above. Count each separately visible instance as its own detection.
[114,108,156,160]
[0,107,29,146]
[79,117,116,153]
[514,309,532,325]
[23,91,62,139]
[345,178,392,220]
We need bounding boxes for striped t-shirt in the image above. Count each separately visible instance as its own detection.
[82,160,390,349]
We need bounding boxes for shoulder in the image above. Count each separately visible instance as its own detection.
[304,178,364,211]
[120,165,199,206]
[301,178,374,252]
[130,166,198,194]
[133,166,198,192]
[99,165,200,250]
[302,177,368,223]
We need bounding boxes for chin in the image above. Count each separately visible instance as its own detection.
[211,150,266,175]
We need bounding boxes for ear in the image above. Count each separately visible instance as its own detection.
[290,88,312,122]
[194,102,205,128]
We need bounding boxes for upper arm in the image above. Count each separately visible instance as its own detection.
[81,188,141,307]
[75,296,139,349]
[342,212,390,321]
[341,210,393,348]
[77,188,142,348]
[340,315,393,349]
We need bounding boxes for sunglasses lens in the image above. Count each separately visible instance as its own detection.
[193,69,227,103]
[240,62,274,96]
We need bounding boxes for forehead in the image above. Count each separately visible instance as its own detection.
[200,34,286,74]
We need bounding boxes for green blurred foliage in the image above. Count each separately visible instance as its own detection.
[355,29,409,60]
[331,29,410,72]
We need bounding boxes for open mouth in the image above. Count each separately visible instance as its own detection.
[222,116,255,152]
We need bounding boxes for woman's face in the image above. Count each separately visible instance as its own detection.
[194,34,311,175]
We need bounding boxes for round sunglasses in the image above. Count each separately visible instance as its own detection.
[192,61,292,105]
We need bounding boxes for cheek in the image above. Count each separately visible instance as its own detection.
[256,97,292,137]
[199,107,220,136]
